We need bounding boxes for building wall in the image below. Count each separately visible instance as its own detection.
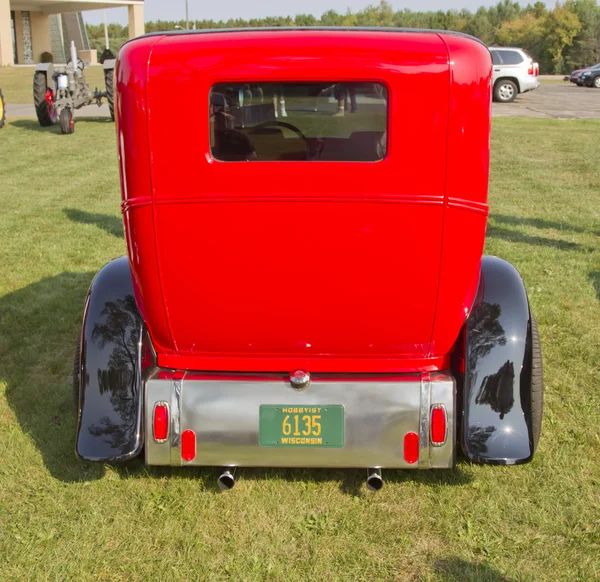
[0,0,13,65]
[31,11,51,62]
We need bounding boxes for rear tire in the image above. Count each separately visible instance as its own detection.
[104,68,115,121]
[530,314,544,451]
[33,71,57,126]
[493,79,518,103]
[0,88,5,129]
[60,108,74,134]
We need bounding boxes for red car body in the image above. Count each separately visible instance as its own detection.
[116,30,491,374]
[75,29,542,480]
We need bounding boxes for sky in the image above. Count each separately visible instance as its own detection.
[83,0,555,26]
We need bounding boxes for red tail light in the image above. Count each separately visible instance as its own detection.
[404,431,419,464]
[528,65,534,75]
[430,405,447,445]
[181,429,196,461]
[153,403,169,442]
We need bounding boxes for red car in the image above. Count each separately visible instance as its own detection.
[74,29,543,490]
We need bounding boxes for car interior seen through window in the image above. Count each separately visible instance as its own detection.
[209,82,388,162]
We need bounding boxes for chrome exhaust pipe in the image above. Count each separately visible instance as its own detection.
[217,468,236,491]
[366,468,383,491]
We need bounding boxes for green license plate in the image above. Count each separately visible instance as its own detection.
[259,405,344,448]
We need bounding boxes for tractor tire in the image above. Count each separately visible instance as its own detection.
[104,68,115,121]
[60,108,74,134]
[33,71,57,127]
[0,88,5,129]
[493,79,518,103]
[530,313,544,451]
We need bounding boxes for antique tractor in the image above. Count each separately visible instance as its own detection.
[33,41,115,134]
[74,29,543,490]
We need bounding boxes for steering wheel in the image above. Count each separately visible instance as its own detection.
[249,121,312,159]
[68,57,85,72]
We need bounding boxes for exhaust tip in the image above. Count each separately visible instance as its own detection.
[366,468,383,492]
[218,469,236,491]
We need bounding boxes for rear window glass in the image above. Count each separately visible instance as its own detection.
[498,50,524,65]
[209,82,388,162]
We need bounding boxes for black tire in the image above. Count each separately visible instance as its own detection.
[0,88,5,129]
[493,79,518,103]
[59,108,74,134]
[530,313,544,451]
[104,68,115,121]
[33,71,57,126]
[73,341,81,416]
[593,76,600,89]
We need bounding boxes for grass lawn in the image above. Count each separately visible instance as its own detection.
[0,116,599,581]
[0,66,107,104]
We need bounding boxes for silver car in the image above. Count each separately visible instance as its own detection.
[490,47,540,103]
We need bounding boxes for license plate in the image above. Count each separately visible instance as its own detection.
[259,405,344,448]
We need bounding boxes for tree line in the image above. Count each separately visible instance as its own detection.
[86,0,600,74]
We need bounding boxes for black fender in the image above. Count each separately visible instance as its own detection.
[75,256,144,462]
[461,256,535,465]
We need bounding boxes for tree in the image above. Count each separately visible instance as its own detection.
[495,13,546,63]
[543,5,582,73]
[89,0,600,75]
[569,0,600,67]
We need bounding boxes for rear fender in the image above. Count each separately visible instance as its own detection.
[75,256,144,462]
[35,63,56,92]
[461,256,534,464]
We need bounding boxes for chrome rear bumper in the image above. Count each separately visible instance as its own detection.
[145,371,455,469]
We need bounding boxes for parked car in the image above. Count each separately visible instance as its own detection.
[569,67,590,85]
[490,47,540,102]
[74,29,543,490]
[581,63,600,88]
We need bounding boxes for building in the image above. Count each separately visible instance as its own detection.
[0,0,144,66]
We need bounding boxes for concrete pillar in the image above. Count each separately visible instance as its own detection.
[0,0,14,65]
[31,11,52,62]
[128,4,144,39]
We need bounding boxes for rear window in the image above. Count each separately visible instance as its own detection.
[209,82,388,162]
[497,50,524,65]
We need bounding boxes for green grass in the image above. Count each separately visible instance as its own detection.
[0,117,599,581]
[0,66,107,104]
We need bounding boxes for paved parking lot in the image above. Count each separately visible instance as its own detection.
[6,81,599,121]
[492,81,600,119]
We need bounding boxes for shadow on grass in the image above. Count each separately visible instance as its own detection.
[487,224,590,252]
[1,271,102,483]
[3,271,473,491]
[64,208,124,238]
[107,463,473,495]
[491,213,599,237]
[9,117,112,133]
[10,118,62,134]
[434,558,513,581]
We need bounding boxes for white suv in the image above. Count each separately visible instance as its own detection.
[490,47,540,103]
